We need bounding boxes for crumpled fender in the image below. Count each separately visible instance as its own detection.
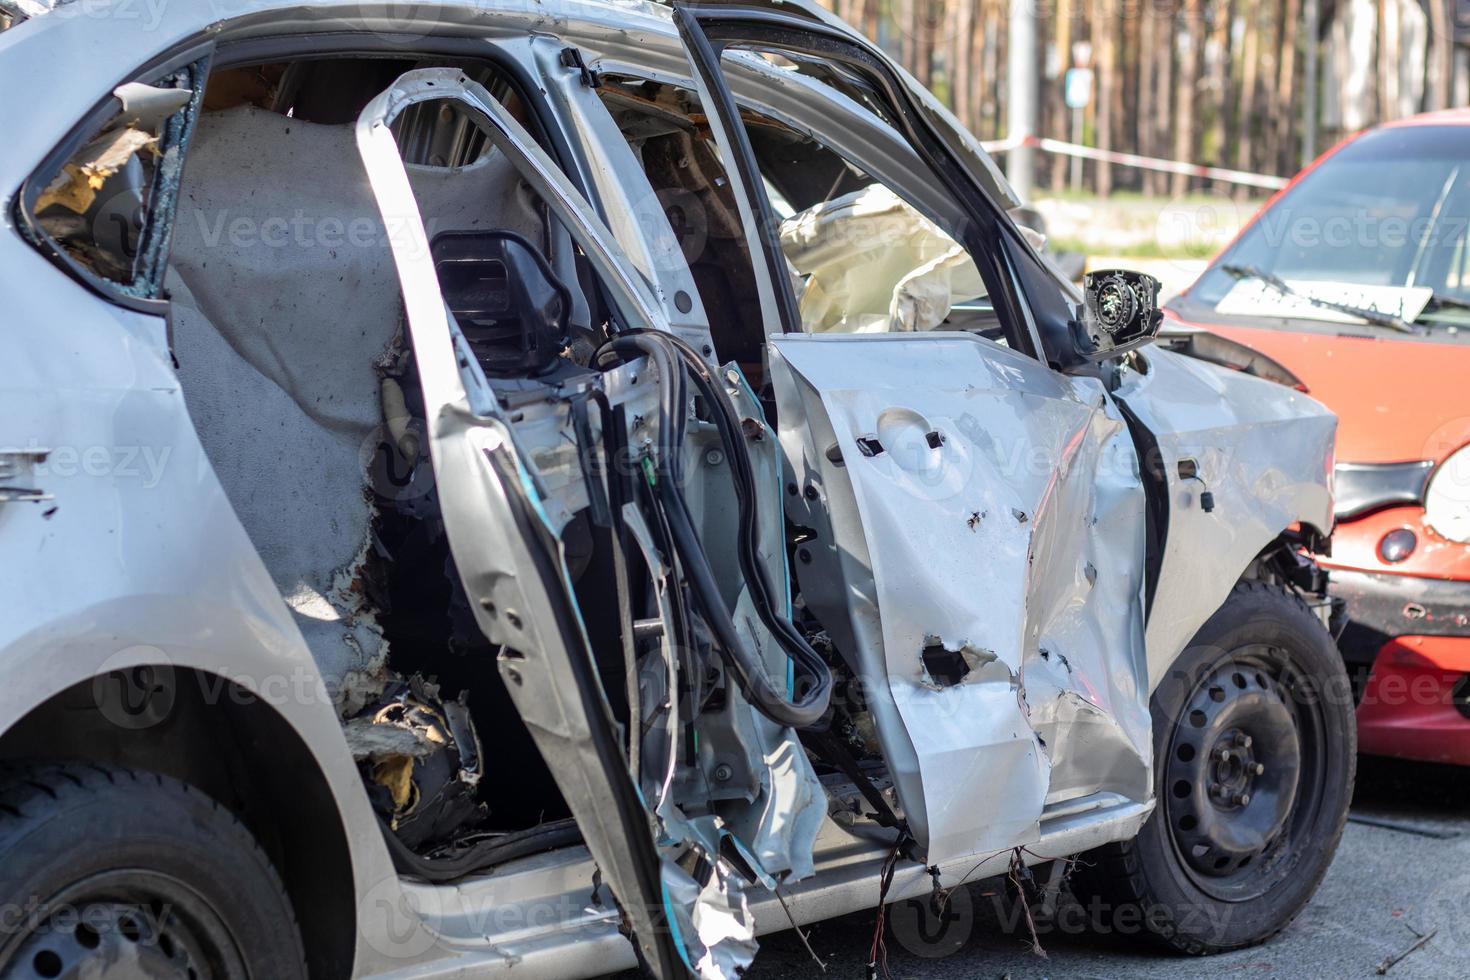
[1114,347,1336,688]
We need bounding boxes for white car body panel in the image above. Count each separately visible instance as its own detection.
[770,332,1152,863]
[1114,349,1337,687]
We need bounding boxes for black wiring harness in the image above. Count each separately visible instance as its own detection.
[597,330,833,730]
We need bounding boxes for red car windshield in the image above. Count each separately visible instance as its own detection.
[1190,125,1470,331]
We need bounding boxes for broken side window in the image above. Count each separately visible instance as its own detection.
[21,60,205,298]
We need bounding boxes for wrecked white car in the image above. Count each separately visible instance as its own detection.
[0,1,1354,977]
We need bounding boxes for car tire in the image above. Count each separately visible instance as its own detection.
[0,762,307,980]
[1076,580,1356,954]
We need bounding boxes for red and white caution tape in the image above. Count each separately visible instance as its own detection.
[979,134,1289,190]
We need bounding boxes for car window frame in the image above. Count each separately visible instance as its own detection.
[13,43,212,314]
[672,4,1078,363]
[355,66,703,977]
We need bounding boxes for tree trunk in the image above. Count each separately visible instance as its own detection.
[1208,0,1236,193]
[1153,0,1177,195]
[1234,2,1260,193]
[1137,0,1158,194]
[1430,0,1452,110]
[862,0,880,43]
[1272,0,1300,176]
[1095,0,1117,195]
[1050,0,1073,190]
[916,0,938,88]
[1173,0,1204,196]
[984,0,1004,138]
[1377,0,1395,124]
[1259,2,1282,176]
[895,0,915,73]
[953,0,977,126]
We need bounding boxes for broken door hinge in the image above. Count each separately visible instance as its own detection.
[560,47,602,88]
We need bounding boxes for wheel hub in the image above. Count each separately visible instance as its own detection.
[1206,729,1264,808]
[1165,659,1302,888]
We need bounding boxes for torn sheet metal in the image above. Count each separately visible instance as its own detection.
[656,806,777,979]
[771,331,1152,863]
[1016,379,1152,806]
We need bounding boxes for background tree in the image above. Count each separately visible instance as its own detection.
[810,0,1466,197]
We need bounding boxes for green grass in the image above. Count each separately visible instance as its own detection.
[1048,237,1219,260]
[1040,189,1268,209]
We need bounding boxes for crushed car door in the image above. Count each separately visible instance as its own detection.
[673,6,1155,864]
[355,69,689,977]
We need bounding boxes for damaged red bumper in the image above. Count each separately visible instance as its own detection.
[1356,635,1470,766]
[1330,565,1470,765]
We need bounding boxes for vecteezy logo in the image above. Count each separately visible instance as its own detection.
[888,885,974,959]
[93,646,177,731]
[1421,871,1470,972]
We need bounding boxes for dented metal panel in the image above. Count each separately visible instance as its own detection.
[1114,348,1337,686]
[769,331,1151,863]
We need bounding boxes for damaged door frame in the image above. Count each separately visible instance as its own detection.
[669,5,1155,861]
[354,68,686,978]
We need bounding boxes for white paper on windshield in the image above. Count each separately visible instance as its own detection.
[1216,278,1433,324]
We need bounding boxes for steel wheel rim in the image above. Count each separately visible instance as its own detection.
[1,871,246,980]
[1163,643,1329,903]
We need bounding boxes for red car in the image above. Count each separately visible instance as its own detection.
[1167,110,1470,765]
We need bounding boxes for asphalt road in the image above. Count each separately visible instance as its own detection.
[742,756,1470,980]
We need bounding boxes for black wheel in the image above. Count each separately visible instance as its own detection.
[0,763,307,980]
[1077,581,1355,953]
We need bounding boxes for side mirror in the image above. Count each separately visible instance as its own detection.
[1073,270,1164,360]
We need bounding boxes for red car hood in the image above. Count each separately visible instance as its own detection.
[1169,317,1470,465]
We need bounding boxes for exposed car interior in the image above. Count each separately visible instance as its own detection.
[164,55,610,866]
[23,51,856,882]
